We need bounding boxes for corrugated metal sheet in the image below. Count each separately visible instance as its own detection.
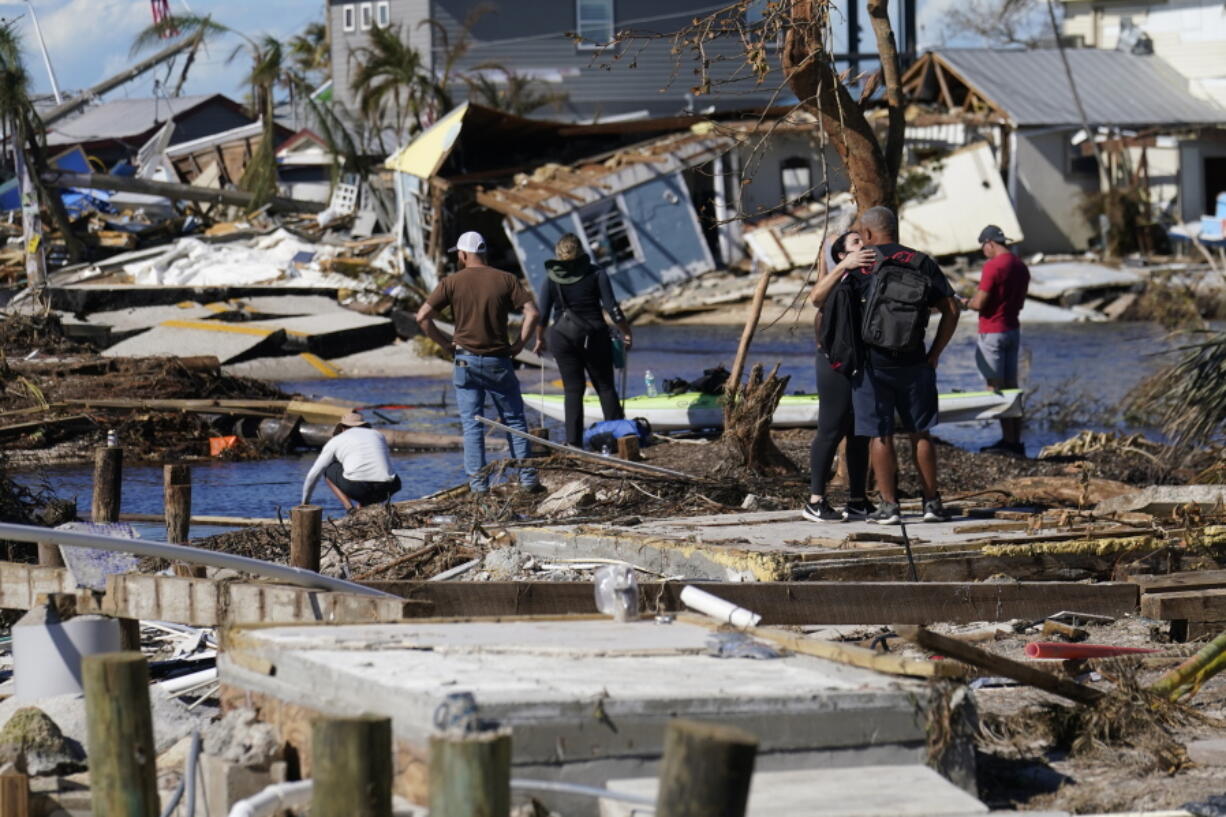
[937,48,1225,127]
[46,95,218,146]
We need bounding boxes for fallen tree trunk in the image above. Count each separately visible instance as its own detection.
[41,171,326,214]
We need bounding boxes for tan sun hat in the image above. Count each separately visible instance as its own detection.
[338,411,366,427]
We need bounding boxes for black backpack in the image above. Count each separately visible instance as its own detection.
[818,277,862,376]
[860,249,933,352]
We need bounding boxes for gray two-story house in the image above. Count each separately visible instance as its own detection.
[327,0,788,121]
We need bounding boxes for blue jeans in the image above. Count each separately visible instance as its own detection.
[453,354,537,492]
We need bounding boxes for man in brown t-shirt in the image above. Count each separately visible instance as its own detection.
[415,231,541,494]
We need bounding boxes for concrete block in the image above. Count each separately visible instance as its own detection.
[241,312,395,358]
[220,619,946,816]
[1096,485,1226,518]
[599,765,989,816]
[102,321,287,364]
[196,754,287,815]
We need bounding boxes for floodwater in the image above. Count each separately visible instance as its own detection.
[21,319,1177,539]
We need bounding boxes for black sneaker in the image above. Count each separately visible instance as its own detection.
[844,499,876,520]
[1007,441,1026,458]
[922,497,950,522]
[802,499,845,523]
[867,501,901,525]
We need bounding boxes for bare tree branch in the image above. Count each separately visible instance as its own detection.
[866,0,905,183]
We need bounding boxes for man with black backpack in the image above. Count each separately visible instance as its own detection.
[851,206,961,524]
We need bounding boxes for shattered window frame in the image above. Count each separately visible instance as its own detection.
[575,196,641,269]
[780,156,813,203]
[376,0,391,28]
[575,0,615,50]
[342,4,356,32]
[360,2,374,31]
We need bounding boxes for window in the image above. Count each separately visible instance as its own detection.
[780,157,812,202]
[578,198,638,267]
[1067,141,1099,177]
[342,4,356,32]
[576,0,614,49]
[376,0,390,28]
[359,2,373,30]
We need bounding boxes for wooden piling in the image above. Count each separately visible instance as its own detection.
[655,720,758,817]
[429,729,512,817]
[164,464,204,578]
[83,652,158,817]
[311,716,393,817]
[37,541,64,568]
[290,505,322,572]
[616,435,642,462]
[91,446,122,523]
[0,769,29,817]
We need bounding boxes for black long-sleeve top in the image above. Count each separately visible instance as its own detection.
[538,258,627,327]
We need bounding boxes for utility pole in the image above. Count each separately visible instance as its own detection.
[24,0,62,104]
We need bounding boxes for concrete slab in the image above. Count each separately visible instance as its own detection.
[221,619,942,815]
[80,303,217,333]
[513,511,1052,582]
[101,321,286,364]
[228,295,351,316]
[241,312,395,357]
[599,764,988,816]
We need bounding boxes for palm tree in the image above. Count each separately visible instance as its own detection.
[465,65,568,117]
[132,16,288,211]
[0,22,81,275]
[289,21,330,82]
[348,25,432,142]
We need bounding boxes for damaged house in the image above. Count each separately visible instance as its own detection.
[902,48,1226,253]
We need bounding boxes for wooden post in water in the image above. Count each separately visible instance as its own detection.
[429,729,512,817]
[0,769,29,817]
[311,715,392,817]
[291,505,322,572]
[616,435,642,462]
[91,445,122,523]
[83,652,158,817]
[655,720,758,817]
[165,464,204,578]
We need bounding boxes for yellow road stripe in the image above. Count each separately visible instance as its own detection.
[203,302,232,313]
[159,320,275,336]
[299,353,340,378]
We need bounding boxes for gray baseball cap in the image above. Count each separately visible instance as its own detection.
[977,225,1011,245]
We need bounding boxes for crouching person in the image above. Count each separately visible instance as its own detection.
[302,412,402,511]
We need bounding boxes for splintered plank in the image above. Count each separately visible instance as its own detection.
[1140,588,1226,622]
[0,563,75,609]
[364,580,1138,626]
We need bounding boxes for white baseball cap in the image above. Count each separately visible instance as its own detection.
[448,231,486,253]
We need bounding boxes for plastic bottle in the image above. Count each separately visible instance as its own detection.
[644,369,658,397]
[106,429,118,447]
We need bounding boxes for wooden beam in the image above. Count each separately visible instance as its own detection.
[41,171,325,214]
[474,191,540,225]
[362,580,1137,625]
[894,625,1104,705]
[1133,570,1226,595]
[1141,589,1226,622]
[933,61,956,110]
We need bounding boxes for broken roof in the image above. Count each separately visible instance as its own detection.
[478,129,736,227]
[46,94,251,147]
[907,49,1226,127]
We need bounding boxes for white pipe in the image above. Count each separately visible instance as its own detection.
[227,780,312,817]
[159,667,218,695]
[0,521,395,598]
[511,778,654,806]
[680,585,761,628]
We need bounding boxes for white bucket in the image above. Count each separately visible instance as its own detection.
[12,610,122,702]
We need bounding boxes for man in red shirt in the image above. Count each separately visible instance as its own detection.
[966,225,1029,456]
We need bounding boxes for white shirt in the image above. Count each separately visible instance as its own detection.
[301,427,396,504]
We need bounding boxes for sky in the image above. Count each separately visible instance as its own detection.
[7,0,986,104]
[6,0,324,101]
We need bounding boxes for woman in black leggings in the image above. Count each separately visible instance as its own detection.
[534,233,634,447]
[803,230,875,523]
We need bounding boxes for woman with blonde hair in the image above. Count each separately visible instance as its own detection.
[534,233,633,447]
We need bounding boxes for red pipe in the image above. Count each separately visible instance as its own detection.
[1025,641,1162,660]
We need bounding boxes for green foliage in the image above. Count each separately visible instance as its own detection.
[465,66,569,117]
[1130,330,1226,448]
